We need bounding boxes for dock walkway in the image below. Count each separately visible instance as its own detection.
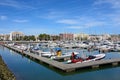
[3,44,120,72]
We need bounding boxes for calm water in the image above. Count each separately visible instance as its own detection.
[0,45,120,80]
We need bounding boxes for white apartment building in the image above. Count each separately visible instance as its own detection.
[0,34,10,41]
[74,33,89,41]
[9,31,24,41]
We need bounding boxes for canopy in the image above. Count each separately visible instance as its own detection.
[55,48,61,51]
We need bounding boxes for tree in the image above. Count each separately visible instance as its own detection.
[23,35,36,41]
[29,35,36,41]
[23,36,29,41]
[38,34,50,41]
[51,35,60,41]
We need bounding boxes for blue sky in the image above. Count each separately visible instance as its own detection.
[0,0,120,35]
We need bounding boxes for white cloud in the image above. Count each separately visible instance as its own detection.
[96,12,120,24]
[84,21,105,28]
[94,0,120,9]
[0,15,7,20]
[56,19,79,25]
[39,10,66,19]
[0,0,35,9]
[0,0,20,8]
[66,20,105,29]
[13,19,29,23]
[66,26,83,29]
[22,27,55,35]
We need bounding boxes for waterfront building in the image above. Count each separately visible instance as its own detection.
[88,35,100,41]
[102,34,111,40]
[0,34,10,41]
[59,33,74,41]
[74,33,89,41]
[88,34,111,41]
[9,31,24,41]
[111,34,120,41]
[0,34,4,41]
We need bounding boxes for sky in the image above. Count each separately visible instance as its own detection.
[0,0,120,35]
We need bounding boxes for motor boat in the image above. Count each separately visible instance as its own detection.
[51,51,80,60]
[41,48,58,57]
[41,48,80,60]
[66,53,106,64]
[41,51,55,57]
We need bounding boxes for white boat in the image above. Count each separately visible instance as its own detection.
[51,51,80,60]
[115,45,120,51]
[83,54,105,63]
[66,53,105,64]
[20,44,28,51]
[41,51,55,57]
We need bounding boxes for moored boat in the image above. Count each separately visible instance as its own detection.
[51,51,80,60]
[66,53,106,64]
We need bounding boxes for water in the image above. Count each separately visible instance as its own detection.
[0,45,120,80]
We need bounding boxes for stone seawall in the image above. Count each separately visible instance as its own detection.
[0,55,16,80]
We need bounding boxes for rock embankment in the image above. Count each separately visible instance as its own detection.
[0,55,16,80]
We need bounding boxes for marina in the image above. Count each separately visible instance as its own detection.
[0,42,120,80]
[2,43,120,72]
[1,0,120,80]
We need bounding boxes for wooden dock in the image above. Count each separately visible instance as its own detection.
[2,44,120,72]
